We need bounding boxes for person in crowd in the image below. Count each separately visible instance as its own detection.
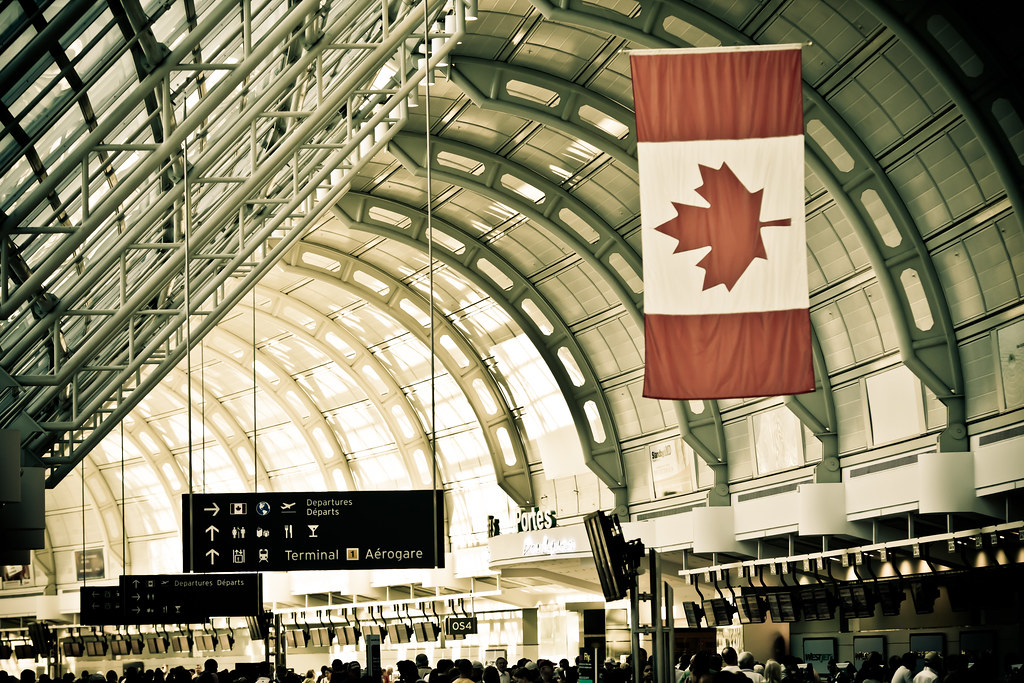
[538,661,557,683]
[686,651,717,683]
[471,663,484,683]
[397,661,421,683]
[858,665,884,683]
[417,656,432,682]
[198,662,219,683]
[482,667,499,683]
[721,650,741,676]
[451,660,474,683]
[761,661,782,683]
[317,667,331,683]
[513,663,539,683]
[736,653,762,683]
[492,659,510,683]
[912,653,941,683]
[855,653,884,683]
[891,653,916,683]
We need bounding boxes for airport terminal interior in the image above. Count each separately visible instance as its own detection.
[1,0,1023,679]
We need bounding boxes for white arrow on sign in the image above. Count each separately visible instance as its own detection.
[132,579,140,588]
[132,593,140,601]
[204,502,221,516]
[206,525,219,541]
[206,548,219,563]
[131,607,141,614]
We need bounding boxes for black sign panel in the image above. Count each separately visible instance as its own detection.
[80,586,123,625]
[578,648,598,683]
[119,573,262,623]
[444,616,477,636]
[181,491,444,572]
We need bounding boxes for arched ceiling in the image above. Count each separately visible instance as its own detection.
[1,0,1023,593]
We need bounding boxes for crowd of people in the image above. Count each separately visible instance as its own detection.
[1,646,1022,683]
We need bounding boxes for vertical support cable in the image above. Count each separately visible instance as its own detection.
[423,0,439,568]
[183,86,196,574]
[121,420,126,574]
[81,458,86,587]
[252,285,258,493]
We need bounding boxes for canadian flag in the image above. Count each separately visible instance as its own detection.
[632,45,813,400]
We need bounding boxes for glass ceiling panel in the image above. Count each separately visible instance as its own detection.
[258,424,318,471]
[350,450,409,490]
[406,373,476,432]
[262,334,330,375]
[175,447,246,493]
[221,391,285,431]
[490,333,582,468]
[434,429,490,478]
[295,365,366,412]
[267,463,327,492]
[373,333,431,382]
[123,498,178,536]
[325,402,393,452]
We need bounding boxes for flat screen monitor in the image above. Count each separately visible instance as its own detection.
[799,586,834,621]
[145,637,167,654]
[194,634,216,651]
[84,640,107,657]
[413,622,438,642]
[110,639,131,656]
[583,510,634,602]
[128,639,144,656]
[217,634,234,652]
[284,630,306,648]
[308,628,331,647]
[682,602,704,628]
[361,624,383,638]
[15,645,35,659]
[837,584,875,618]
[910,580,940,614]
[386,624,411,644]
[335,626,358,646]
[62,641,83,657]
[736,594,767,624]
[170,635,191,653]
[765,591,800,622]
[876,582,905,616]
[701,598,735,627]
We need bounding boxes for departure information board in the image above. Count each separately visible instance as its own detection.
[181,490,445,572]
[121,573,262,622]
[80,586,123,625]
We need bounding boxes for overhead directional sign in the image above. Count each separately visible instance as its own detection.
[181,490,445,572]
[80,586,123,625]
[119,573,262,623]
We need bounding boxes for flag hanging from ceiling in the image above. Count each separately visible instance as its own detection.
[632,44,813,400]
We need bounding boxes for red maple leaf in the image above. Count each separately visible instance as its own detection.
[654,162,791,291]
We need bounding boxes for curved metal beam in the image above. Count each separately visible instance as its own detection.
[253,284,430,490]
[449,57,637,170]
[801,89,967,450]
[160,361,275,493]
[443,59,731,496]
[857,0,1024,233]
[331,192,628,496]
[278,246,536,505]
[388,132,644,324]
[209,325,349,490]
